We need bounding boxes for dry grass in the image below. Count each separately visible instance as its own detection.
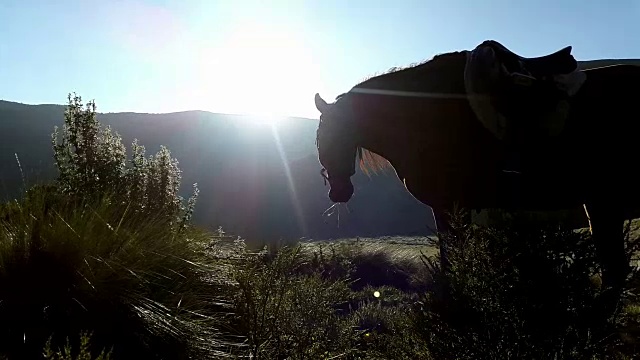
[299,236,438,264]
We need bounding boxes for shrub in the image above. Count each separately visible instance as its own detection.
[43,332,112,360]
[51,93,197,228]
[416,210,638,359]
[343,298,429,359]
[231,245,355,359]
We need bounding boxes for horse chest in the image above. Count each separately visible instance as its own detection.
[401,161,479,208]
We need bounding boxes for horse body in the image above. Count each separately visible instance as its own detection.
[314,44,640,319]
[349,57,640,216]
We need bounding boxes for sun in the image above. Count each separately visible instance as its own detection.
[189,20,323,122]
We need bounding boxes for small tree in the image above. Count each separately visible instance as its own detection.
[51,93,198,227]
[52,94,126,197]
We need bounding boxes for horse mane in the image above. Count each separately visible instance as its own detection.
[350,51,468,175]
[358,147,390,175]
[355,51,465,87]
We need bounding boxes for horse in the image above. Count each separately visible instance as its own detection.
[313,41,640,322]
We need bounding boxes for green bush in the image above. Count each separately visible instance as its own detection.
[43,332,112,360]
[51,93,197,228]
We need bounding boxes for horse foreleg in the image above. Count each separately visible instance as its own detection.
[583,203,630,320]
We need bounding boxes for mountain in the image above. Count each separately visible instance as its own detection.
[0,100,434,243]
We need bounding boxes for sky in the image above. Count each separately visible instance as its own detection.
[1,0,639,119]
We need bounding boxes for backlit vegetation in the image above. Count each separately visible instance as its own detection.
[0,94,637,359]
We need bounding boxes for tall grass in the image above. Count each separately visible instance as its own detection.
[0,187,236,359]
[227,243,431,359]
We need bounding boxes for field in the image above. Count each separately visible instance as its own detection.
[301,213,640,267]
[300,235,438,262]
[241,223,640,359]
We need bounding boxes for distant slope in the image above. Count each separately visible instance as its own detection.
[0,100,433,243]
[578,59,640,69]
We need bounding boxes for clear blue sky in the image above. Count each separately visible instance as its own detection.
[1,0,639,118]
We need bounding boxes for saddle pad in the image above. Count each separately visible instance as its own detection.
[464,46,509,140]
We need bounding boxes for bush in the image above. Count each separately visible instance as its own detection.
[342,298,429,359]
[231,245,355,359]
[416,210,638,359]
[43,332,112,360]
[51,93,197,228]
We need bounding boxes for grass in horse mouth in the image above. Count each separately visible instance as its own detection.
[323,203,351,228]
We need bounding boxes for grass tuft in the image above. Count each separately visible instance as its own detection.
[0,187,237,359]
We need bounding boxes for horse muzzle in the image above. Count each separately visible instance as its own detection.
[328,178,354,203]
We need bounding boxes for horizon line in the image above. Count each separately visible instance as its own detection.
[0,99,319,121]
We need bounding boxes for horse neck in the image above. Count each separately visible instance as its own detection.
[351,88,500,209]
[351,97,410,168]
[353,92,475,160]
[349,51,472,159]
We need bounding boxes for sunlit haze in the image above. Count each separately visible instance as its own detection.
[2,0,640,119]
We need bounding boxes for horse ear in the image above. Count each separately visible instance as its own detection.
[314,93,330,114]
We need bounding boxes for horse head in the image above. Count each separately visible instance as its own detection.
[314,93,359,203]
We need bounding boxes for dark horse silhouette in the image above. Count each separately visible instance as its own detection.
[313,43,640,319]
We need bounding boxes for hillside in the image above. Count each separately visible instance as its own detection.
[578,58,640,69]
[0,100,433,243]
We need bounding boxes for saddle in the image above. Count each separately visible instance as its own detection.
[486,40,577,81]
[464,40,587,142]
